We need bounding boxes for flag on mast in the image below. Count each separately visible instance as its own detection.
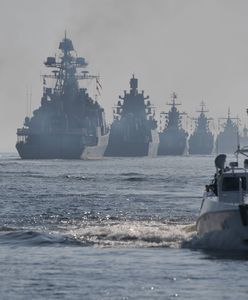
[96,78,102,96]
[96,78,102,89]
[96,85,101,95]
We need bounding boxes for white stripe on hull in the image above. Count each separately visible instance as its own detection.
[81,131,109,160]
[148,129,159,157]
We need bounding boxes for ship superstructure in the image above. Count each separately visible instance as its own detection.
[188,102,214,155]
[216,109,239,154]
[158,92,188,155]
[16,34,109,159]
[240,125,248,149]
[104,75,159,156]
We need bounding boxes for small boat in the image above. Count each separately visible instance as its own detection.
[196,152,248,248]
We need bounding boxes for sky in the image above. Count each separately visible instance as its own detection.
[1,0,248,151]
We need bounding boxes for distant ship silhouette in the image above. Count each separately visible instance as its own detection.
[104,75,159,156]
[16,34,109,159]
[158,92,188,155]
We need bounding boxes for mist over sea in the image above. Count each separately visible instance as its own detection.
[0,153,248,299]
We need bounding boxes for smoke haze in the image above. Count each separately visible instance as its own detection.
[0,0,248,151]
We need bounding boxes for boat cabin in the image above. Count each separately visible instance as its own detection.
[206,155,248,203]
[216,167,248,203]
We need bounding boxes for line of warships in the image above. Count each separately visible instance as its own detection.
[16,36,246,159]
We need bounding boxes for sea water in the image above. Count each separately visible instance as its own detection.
[0,153,248,299]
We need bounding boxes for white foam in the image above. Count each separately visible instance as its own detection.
[65,220,196,248]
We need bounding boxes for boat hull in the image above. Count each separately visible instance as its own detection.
[104,129,159,157]
[105,141,152,157]
[158,131,187,155]
[16,132,109,159]
[196,197,248,248]
[197,210,244,235]
[188,132,213,155]
[196,209,248,247]
[216,133,238,154]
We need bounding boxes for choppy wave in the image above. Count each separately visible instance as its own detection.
[123,177,147,182]
[0,226,16,232]
[121,172,142,176]
[64,174,93,181]
[0,230,87,247]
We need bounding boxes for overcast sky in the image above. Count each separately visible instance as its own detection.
[1,0,248,151]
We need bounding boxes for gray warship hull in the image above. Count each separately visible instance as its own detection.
[158,130,187,155]
[16,131,109,159]
[16,137,82,159]
[105,129,158,157]
[188,133,213,155]
[216,133,238,154]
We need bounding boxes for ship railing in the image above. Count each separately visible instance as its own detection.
[17,127,90,135]
[17,128,30,135]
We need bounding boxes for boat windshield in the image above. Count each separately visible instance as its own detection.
[222,176,246,192]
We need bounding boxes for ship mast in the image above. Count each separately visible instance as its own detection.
[192,101,212,133]
[218,108,240,150]
[160,92,186,131]
[218,108,240,129]
[112,74,155,122]
[42,34,99,99]
[196,101,209,114]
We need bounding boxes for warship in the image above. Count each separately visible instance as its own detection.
[104,75,159,157]
[16,34,109,159]
[216,109,239,154]
[188,102,214,155]
[158,92,188,155]
[240,125,248,149]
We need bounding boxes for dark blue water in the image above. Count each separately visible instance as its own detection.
[1,153,248,299]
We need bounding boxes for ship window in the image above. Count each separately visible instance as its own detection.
[222,177,246,191]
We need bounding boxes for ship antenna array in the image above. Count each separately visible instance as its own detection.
[196,101,209,113]
[218,110,240,131]
[160,92,183,116]
[166,92,181,106]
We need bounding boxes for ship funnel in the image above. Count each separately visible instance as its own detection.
[215,154,226,170]
[130,75,138,90]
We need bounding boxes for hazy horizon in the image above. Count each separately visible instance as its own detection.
[1,0,248,152]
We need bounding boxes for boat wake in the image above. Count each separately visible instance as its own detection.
[63,220,196,248]
[1,222,247,251]
[0,221,196,248]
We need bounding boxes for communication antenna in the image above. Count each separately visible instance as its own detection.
[26,86,32,117]
[26,86,28,117]
[29,86,32,118]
